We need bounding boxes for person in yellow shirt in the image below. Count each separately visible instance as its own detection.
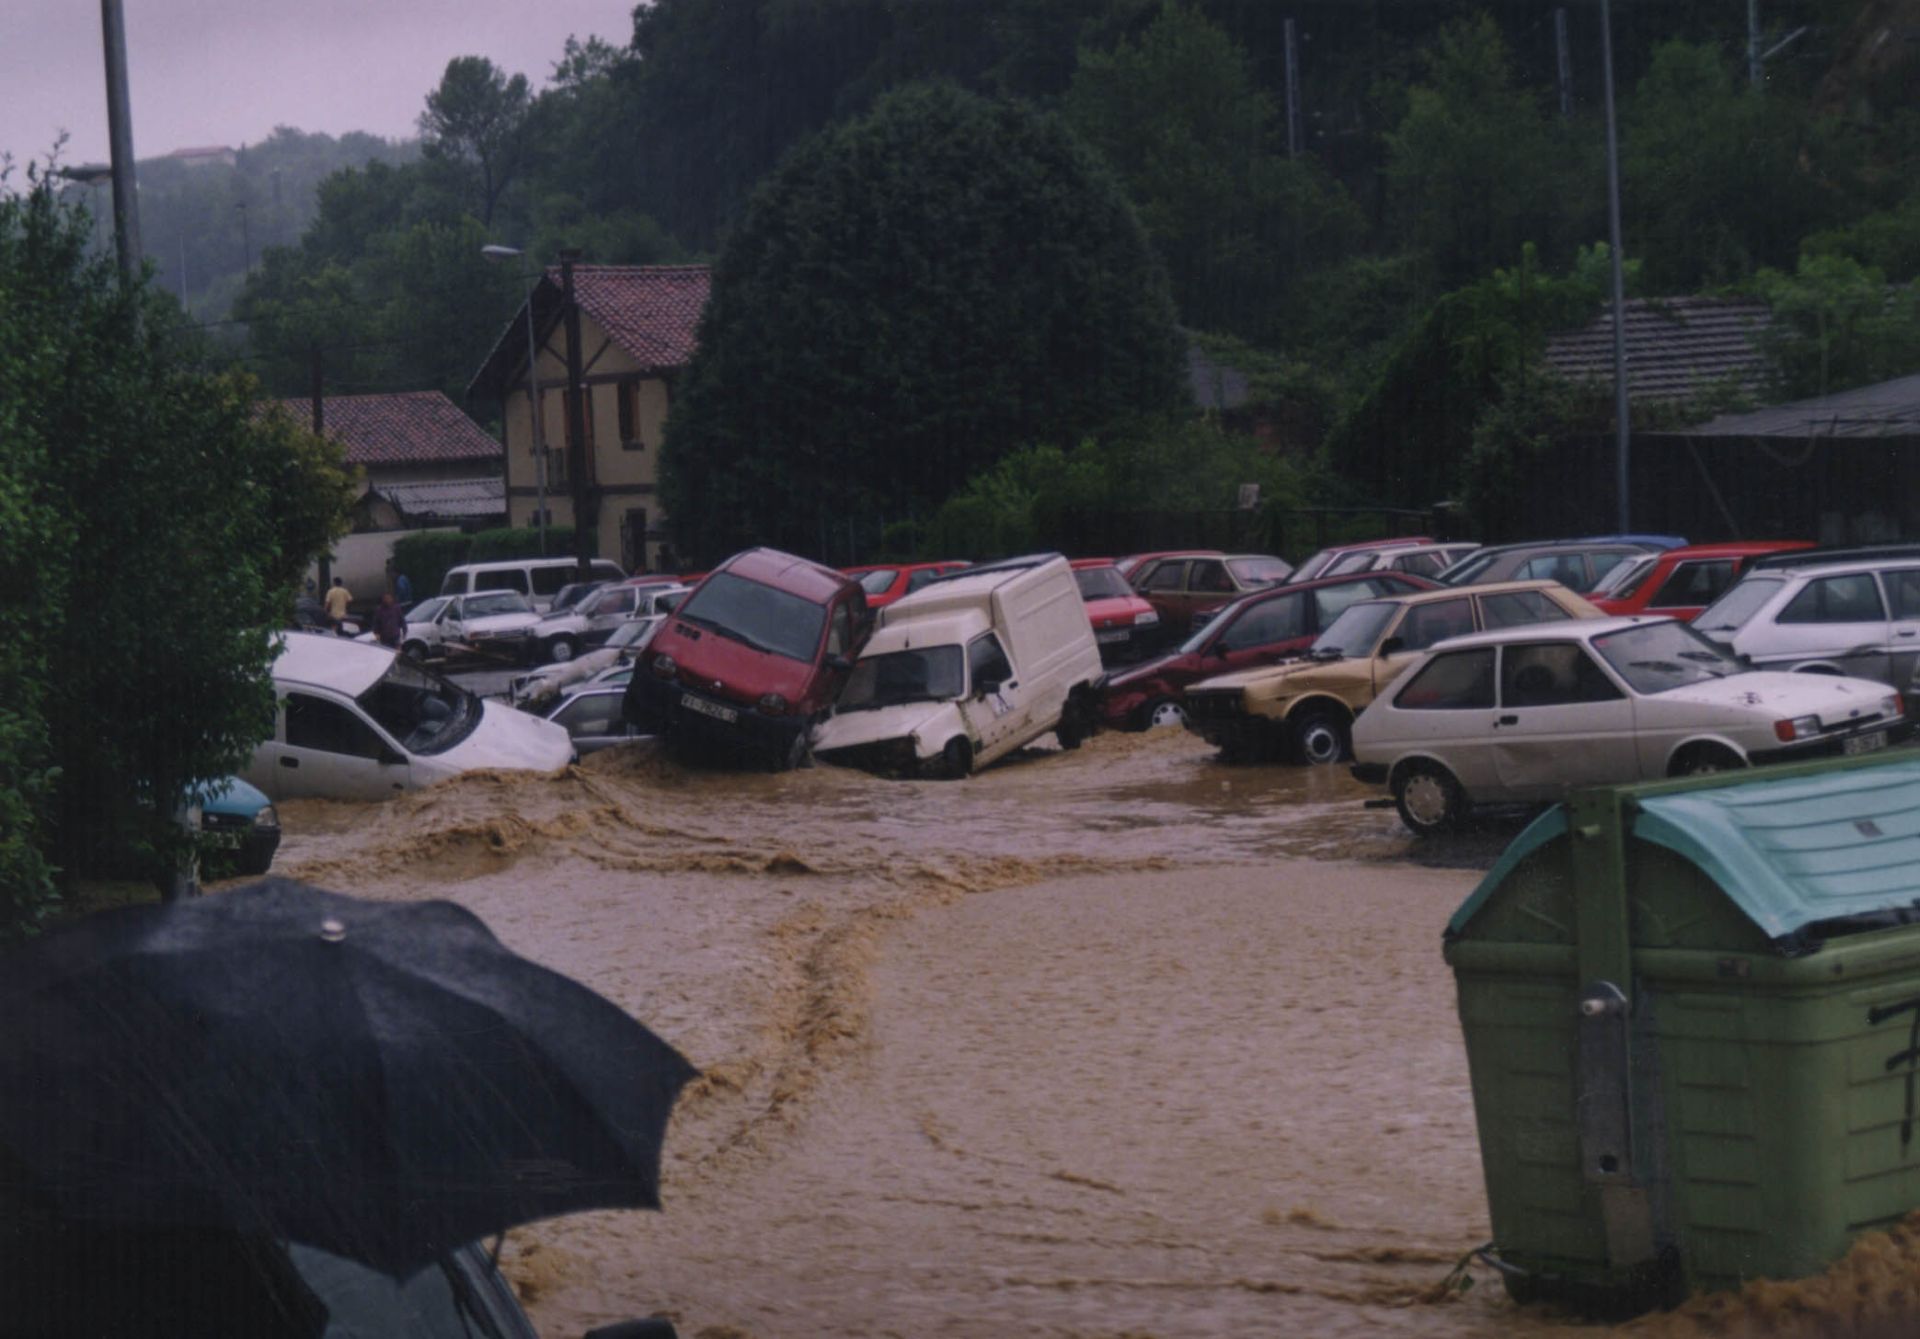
[323,577,352,632]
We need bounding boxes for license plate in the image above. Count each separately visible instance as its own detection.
[681,692,738,724]
[1096,629,1129,644]
[1844,729,1889,756]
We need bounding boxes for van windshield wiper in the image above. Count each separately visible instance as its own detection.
[710,622,781,656]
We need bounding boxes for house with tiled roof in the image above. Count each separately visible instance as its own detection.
[1541,296,1772,406]
[269,390,505,528]
[468,264,711,572]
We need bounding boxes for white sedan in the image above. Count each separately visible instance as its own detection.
[1349,616,1907,836]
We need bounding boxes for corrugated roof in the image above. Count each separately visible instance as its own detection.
[467,264,711,400]
[271,391,502,466]
[371,477,506,520]
[1681,371,1920,439]
[1542,297,1772,404]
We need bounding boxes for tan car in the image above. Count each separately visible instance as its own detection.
[1181,580,1601,764]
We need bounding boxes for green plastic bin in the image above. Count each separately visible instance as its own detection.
[1447,749,1920,1313]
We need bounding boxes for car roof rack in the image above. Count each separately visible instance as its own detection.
[1747,543,1920,572]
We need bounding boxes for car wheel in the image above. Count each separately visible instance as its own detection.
[939,736,973,779]
[1140,697,1187,730]
[1393,760,1468,838]
[1289,707,1350,766]
[1671,744,1746,778]
[401,640,427,661]
[1055,696,1090,750]
[771,730,812,773]
[548,636,577,664]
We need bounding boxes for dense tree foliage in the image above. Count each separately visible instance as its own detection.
[0,177,353,933]
[659,82,1184,559]
[419,57,534,228]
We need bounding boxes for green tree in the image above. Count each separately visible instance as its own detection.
[659,81,1185,560]
[1064,3,1363,341]
[419,56,533,227]
[0,175,353,932]
[1754,252,1920,398]
[1382,13,1578,286]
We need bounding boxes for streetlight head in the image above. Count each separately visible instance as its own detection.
[480,244,524,261]
[54,163,114,184]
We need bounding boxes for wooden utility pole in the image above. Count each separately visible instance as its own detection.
[560,251,594,581]
[312,349,330,591]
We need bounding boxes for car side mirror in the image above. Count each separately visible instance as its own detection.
[1380,636,1406,656]
[976,678,1003,697]
[828,654,854,673]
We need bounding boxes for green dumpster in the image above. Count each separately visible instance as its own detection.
[1447,749,1920,1314]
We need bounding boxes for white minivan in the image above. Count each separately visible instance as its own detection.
[439,557,626,611]
[814,554,1105,777]
[244,634,573,801]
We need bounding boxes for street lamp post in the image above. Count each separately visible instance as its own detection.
[481,244,548,556]
[1599,0,1632,533]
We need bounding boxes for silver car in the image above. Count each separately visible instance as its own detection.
[1696,557,1920,694]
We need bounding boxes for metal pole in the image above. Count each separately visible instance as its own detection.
[1600,0,1632,532]
[1555,9,1573,119]
[1748,0,1763,88]
[1283,19,1302,159]
[99,0,141,285]
[524,274,548,555]
[560,250,593,581]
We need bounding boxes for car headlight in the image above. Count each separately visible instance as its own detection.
[1772,715,1820,742]
[253,805,280,831]
[651,653,678,680]
[760,693,789,715]
[1135,610,1159,626]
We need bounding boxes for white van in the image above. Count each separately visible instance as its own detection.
[814,554,1105,777]
[439,557,626,611]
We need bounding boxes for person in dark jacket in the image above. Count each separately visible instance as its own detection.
[371,592,406,649]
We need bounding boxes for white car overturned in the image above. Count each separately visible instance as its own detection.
[1349,616,1908,836]
[244,634,573,802]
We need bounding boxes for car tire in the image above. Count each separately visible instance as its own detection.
[401,640,427,661]
[1055,695,1090,750]
[1140,697,1187,730]
[1670,744,1746,778]
[940,736,973,779]
[1289,707,1350,766]
[771,730,812,773]
[548,636,577,664]
[1393,759,1468,838]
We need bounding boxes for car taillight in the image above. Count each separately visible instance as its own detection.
[1773,715,1819,742]
[651,653,678,680]
[759,693,788,715]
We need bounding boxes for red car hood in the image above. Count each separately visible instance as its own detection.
[1084,594,1154,629]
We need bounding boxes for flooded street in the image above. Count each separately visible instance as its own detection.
[267,728,1912,1338]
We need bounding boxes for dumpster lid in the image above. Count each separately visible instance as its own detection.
[1450,759,1920,944]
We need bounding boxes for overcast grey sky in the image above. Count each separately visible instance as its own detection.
[1,0,636,167]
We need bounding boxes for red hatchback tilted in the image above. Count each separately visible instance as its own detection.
[624,548,871,769]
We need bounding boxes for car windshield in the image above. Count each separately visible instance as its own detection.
[857,569,899,596]
[1593,554,1655,597]
[673,570,828,662]
[1592,621,1743,693]
[1228,557,1292,585]
[1074,567,1132,600]
[1695,576,1784,633]
[1437,550,1500,585]
[838,646,965,709]
[357,658,480,755]
[607,616,661,649]
[406,596,449,623]
[460,592,533,619]
[1310,600,1399,658]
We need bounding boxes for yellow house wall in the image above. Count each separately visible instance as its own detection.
[499,309,675,569]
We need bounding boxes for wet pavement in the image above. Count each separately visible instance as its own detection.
[264,726,1920,1338]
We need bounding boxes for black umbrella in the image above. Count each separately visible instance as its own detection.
[0,879,697,1275]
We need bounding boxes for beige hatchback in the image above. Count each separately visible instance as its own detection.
[1181,580,1601,763]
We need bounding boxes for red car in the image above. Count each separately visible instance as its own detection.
[623,548,872,769]
[844,561,971,608]
[1113,548,1224,582]
[1589,541,1814,622]
[1099,571,1437,730]
[1071,559,1163,666]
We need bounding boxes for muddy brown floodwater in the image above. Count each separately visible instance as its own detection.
[266,728,1920,1339]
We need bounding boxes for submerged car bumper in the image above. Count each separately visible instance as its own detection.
[626,674,806,761]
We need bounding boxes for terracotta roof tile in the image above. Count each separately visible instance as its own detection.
[467,264,711,400]
[270,391,502,467]
[1542,297,1772,404]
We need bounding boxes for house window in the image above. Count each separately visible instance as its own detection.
[618,378,643,450]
